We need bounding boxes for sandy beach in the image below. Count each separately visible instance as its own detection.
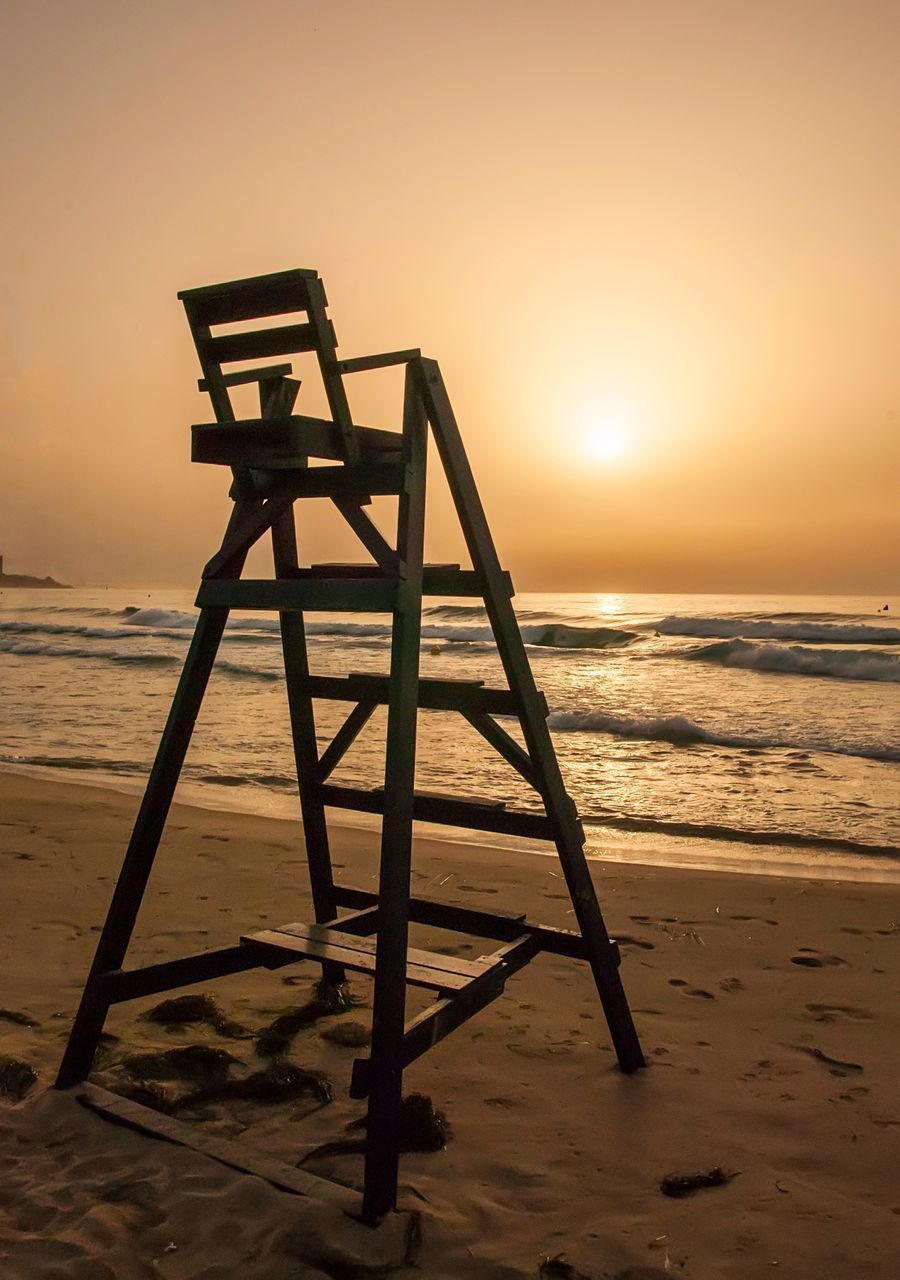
[1,769,898,1278]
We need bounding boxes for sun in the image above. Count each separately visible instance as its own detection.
[582,414,631,463]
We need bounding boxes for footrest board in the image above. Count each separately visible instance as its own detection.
[241,921,500,992]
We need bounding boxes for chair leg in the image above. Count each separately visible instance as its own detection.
[362,372,427,1220]
[57,607,229,1087]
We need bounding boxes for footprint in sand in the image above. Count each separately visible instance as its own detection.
[719,977,744,993]
[805,1003,872,1023]
[667,979,715,999]
[614,934,655,951]
[790,950,847,968]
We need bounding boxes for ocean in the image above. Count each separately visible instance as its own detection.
[1,588,898,881]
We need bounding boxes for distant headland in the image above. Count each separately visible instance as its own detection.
[0,555,71,589]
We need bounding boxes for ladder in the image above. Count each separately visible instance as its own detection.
[56,268,644,1222]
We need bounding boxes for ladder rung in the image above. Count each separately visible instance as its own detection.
[179,268,317,326]
[191,415,402,466]
[196,578,400,613]
[305,673,536,717]
[319,783,555,840]
[198,324,318,365]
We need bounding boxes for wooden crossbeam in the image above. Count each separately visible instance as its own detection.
[330,884,616,964]
[247,463,407,501]
[202,494,295,580]
[332,499,404,574]
[318,782,560,841]
[317,699,378,780]
[462,709,541,790]
[196,578,400,613]
[78,1084,357,1209]
[305,672,541,717]
[192,415,402,467]
[95,942,293,1004]
[336,349,422,374]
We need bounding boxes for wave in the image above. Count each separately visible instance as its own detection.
[546,709,900,763]
[0,637,183,668]
[687,639,900,683]
[5,604,642,651]
[659,615,900,644]
[0,635,279,682]
[585,812,900,861]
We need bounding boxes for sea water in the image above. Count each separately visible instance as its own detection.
[1,588,898,879]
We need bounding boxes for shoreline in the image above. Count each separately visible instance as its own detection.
[2,758,898,885]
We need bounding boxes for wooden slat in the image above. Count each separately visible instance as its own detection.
[319,783,556,840]
[77,1084,356,1208]
[198,363,293,391]
[243,929,472,991]
[199,324,318,365]
[273,921,496,979]
[336,349,422,374]
[178,269,317,327]
[191,415,402,466]
[195,578,400,613]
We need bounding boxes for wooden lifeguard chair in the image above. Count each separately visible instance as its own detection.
[57,268,644,1221]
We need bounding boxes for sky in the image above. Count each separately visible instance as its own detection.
[1,0,897,593]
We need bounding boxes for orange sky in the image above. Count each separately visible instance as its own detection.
[1,1,897,592]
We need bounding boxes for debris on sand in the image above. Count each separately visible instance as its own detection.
[142,993,248,1038]
[320,1019,371,1048]
[256,980,360,1058]
[0,1056,38,1101]
[176,1061,332,1110]
[539,1255,592,1279]
[660,1166,736,1197]
[301,1092,450,1165]
[0,1008,39,1028]
[120,1045,238,1086]
[114,1079,177,1113]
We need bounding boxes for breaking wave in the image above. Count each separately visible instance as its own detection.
[686,639,900,683]
[659,615,900,645]
[546,709,900,763]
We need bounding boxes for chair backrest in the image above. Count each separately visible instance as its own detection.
[179,269,360,463]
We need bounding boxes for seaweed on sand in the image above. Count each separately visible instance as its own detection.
[256,979,360,1059]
